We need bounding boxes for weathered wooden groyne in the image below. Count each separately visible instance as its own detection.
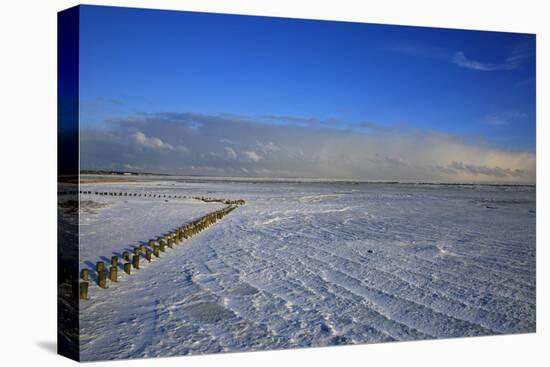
[59,189,245,206]
[79,204,241,300]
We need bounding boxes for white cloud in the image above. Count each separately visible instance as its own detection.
[452,50,525,71]
[483,110,527,126]
[133,131,188,153]
[243,151,263,162]
[256,141,280,154]
[81,113,535,184]
[224,146,237,160]
[388,40,532,72]
[220,138,237,145]
[133,131,174,150]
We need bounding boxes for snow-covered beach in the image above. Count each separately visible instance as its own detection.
[76,178,535,361]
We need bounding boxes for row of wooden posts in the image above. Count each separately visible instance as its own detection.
[59,190,246,206]
[79,205,238,300]
[78,190,187,199]
[196,196,246,205]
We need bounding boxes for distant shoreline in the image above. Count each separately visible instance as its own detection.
[79,171,535,187]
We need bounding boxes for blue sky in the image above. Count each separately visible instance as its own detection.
[79,5,536,183]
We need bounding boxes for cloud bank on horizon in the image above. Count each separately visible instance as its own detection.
[77,7,536,184]
[80,112,535,184]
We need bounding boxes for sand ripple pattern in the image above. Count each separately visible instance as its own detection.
[78,181,535,361]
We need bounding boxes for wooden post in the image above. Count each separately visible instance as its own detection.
[123,251,130,261]
[133,247,140,256]
[111,256,118,268]
[123,262,131,275]
[98,269,107,288]
[81,269,89,281]
[159,240,166,252]
[167,239,173,248]
[132,254,140,269]
[145,249,152,262]
[80,282,88,300]
[153,245,160,257]
[139,244,145,253]
[109,266,117,282]
[96,261,105,275]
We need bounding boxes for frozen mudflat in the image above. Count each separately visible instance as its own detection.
[77,179,536,361]
[78,183,225,274]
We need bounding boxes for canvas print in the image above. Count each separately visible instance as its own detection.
[58,5,536,362]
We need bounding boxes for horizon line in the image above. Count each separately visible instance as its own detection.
[79,169,536,186]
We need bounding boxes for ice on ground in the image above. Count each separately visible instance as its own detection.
[77,180,536,361]
[78,183,225,275]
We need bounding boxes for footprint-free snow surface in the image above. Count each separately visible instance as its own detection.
[77,179,535,361]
